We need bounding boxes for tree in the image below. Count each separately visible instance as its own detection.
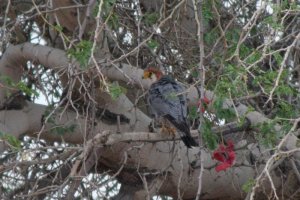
[0,0,300,199]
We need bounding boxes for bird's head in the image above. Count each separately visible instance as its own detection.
[143,67,163,80]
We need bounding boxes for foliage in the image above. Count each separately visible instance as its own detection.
[200,119,217,150]
[276,101,297,118]
[95,0,119,29]
[215,64,248,98]
[50,124,77,136]
[0,75,39,97]
[147,39,159,50]
[43,106,77,135]
[54,24,63,33]
[255,121,279,148]
[202,0,213,25]
[0,131,21,150]
[188,105,198,120]
[212,97,235,121]
[143,12,159,26]
[242,178,256,193]
[108,82,127,100]
[204,28,219,45]
[16,81,39,97]
[67,40,92,67]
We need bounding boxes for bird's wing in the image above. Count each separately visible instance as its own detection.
[148,79,188,122]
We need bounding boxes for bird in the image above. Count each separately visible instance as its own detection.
[143,67,198,148]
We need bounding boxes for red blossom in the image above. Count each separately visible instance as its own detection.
[202,96,211,104]
[212,141,236,172]
[197,96,211,113]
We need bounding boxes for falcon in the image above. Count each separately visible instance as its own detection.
[144,68,198,148]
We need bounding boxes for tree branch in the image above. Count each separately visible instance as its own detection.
[1,43,300,199]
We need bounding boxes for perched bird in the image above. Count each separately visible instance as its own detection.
[144,68,198,148]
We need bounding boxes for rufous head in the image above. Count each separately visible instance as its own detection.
[143,67,163,80]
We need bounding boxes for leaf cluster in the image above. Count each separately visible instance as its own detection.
[108,82,127,100]
[67,40,92,68]
[0,131,21,150]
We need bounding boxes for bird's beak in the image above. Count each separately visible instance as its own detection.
[143,71,152,79]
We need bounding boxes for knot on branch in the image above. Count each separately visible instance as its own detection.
[93,131,111,146]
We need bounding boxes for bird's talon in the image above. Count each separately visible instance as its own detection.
[160,124,176,138]
[148,122,155,132]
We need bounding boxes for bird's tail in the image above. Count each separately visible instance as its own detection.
[180,135,198,148]
[164,115,198,148]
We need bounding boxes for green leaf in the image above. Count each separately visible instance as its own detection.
[256,121,278,148]
[143,12,159,26]
[188,106,198,120]
[190,70,199,78]
[93,3,100,17]
[225,28,240,43]
[0,75,39,98]
[204,28,219,45]
[262,15,283,30]
[240,44,251,59]
[280,121,293,135]
[0,75,13,85]
[215,63,249,98]
[242,179,255,192]
[16,82,39,97]
[67,40,92,67]
[102,10,119,29]
[213,97,235,121]
[245,51,261,64]
[202,0,213,23]
[0,131,21,150]
[147,39,159,50]
[107,13,119,29]
[51,127,66,135]
[50,124,77,136]
[108,82,127,100]
[273,51,283,65]
[43,105,55,124]
[54,25,63,32]
[200,119,217,150]
[276,101,296,118]
[275,85,293,96]
[103,0,117,10]
[97,0,119,29]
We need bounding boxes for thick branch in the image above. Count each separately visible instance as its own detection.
[1,43,300,199]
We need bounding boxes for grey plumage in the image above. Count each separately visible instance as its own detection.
[148,75,198,148]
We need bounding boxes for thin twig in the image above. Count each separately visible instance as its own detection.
[192,0,205,198]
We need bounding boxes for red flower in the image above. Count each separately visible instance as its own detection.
[212,141,236,172]
[197,96,211,113]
